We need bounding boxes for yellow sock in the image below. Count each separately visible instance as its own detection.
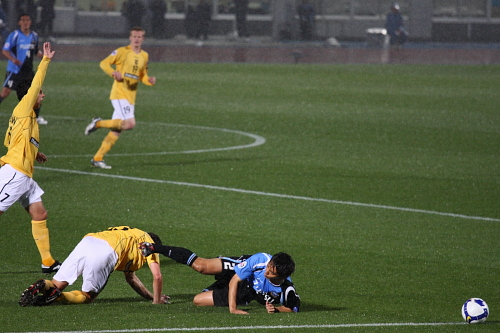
[93,132,119,161]
[31,220,54,267]
[58,290,88,304]
[44,280,55,290]
[97,119,122,131]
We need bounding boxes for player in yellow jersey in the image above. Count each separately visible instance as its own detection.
[20,226,170,306]
[84,26,156,169]
[0,42,60,274]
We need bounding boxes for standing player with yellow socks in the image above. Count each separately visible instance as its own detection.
[84,26,156,169]
[0,42,60,275]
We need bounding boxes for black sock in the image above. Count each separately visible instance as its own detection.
[154,244,198,266]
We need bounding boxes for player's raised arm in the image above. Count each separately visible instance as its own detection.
[43,42,55,59]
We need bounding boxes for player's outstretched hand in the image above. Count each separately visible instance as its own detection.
[266,301,277,313]
[43,42,55,59]
[161,295,171,304]
[230,308,249,315]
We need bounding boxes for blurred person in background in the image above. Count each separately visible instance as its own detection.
[1,13,48,124]
[195,0,211,40]
[185,5,197,38]
[149,0,167,38]
[16,0,37,22]
[234,0,249,38]
[385,2,408,46]
[297,0,315,41]
[0,1,8,41]
[122,0,146,30]
[37,0,55,37]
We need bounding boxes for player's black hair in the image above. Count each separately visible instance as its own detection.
[148,232,162,246]
[18,13,31,21]
[271,252,295,278]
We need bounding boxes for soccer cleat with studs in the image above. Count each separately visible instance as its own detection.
[139,242,155,257]
[42,260,61,275]
[84,117,101,135]
[19,279,46,307]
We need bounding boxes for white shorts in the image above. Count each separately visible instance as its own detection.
[111,99,135,120]
[53,236,118,293]
[0,164,43,212]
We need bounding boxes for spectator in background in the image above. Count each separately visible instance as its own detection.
[185,5,197,38]
[16,0,37,24]
[385,2,407,47]
[297,0,315,41]
[195,0,211,40]
[37,0,55,37]
[234,0,249,38]
[122,0,146,30]
[0,1,9,41]
[149,0,166,39]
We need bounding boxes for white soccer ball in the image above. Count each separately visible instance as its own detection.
[461,298,489,324]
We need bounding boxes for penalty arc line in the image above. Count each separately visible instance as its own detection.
[5,322,468,333]
[37,167,500,222]
[47,122,267,158]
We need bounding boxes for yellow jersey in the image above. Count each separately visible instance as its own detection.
[0,57,50,178]
[86,226,160,272]
[100,45,153,105]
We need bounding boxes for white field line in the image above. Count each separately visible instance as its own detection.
[48,123,266,157]
[6,322,468,333]
[37,167,500,222]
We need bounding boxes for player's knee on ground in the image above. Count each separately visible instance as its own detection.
[192,291,214,306]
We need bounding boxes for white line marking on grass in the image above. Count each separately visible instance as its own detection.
[49,123,266,158]
[37,167,500,222]
[6,322,467,333]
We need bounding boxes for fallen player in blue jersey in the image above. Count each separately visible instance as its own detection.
[139,242,300,314]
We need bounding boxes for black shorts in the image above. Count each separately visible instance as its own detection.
[219,255,252,273]
[205,255,254,307]
[3,71,34,100]
[211,279,256,307]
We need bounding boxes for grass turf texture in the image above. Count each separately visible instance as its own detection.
[0,61,498,332]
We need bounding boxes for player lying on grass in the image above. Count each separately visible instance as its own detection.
[19,226,169,306]
[139,242,300,314]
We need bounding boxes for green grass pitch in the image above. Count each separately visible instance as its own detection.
[0,61,498,332]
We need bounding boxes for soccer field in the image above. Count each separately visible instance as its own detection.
[0,61,498,332]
